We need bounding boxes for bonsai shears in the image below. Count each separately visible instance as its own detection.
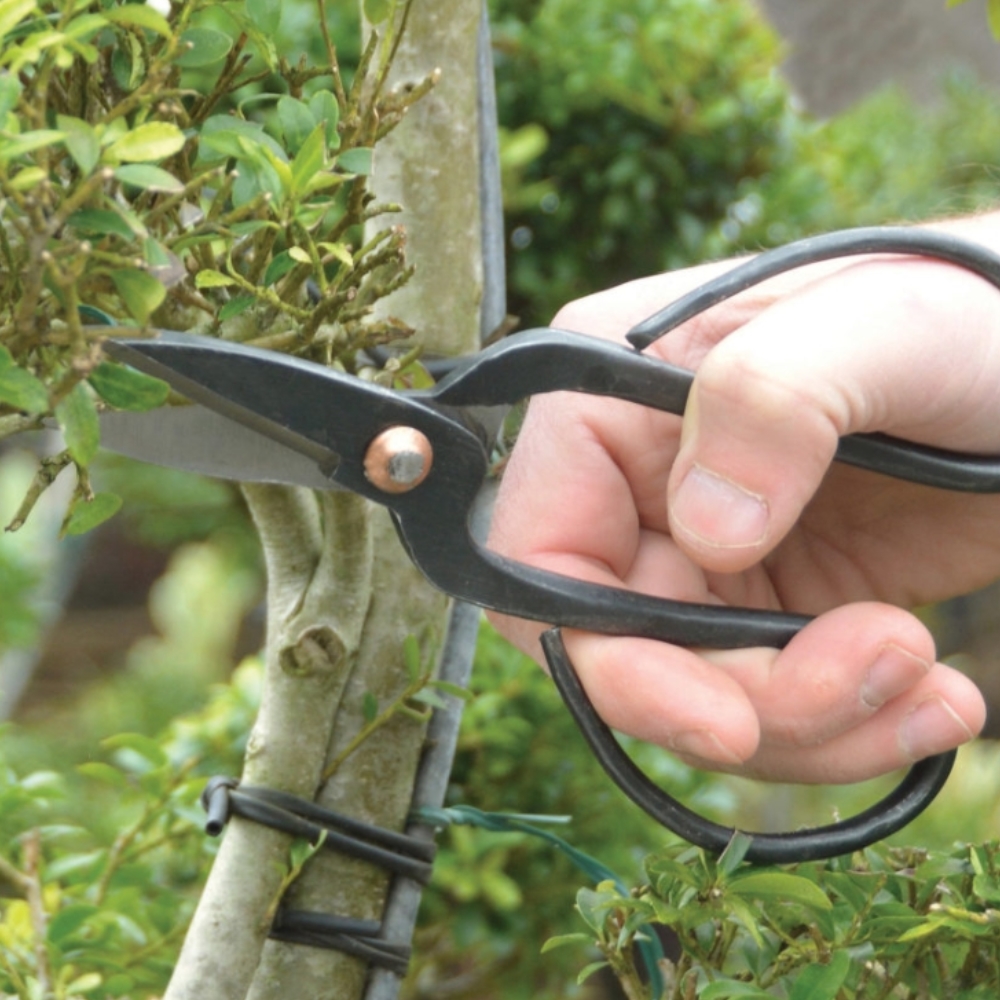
[107,225,1000,864]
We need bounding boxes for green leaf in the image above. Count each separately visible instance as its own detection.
[990,0,1000,39]
[7,164,43,190]
[111,38,143,92]
[88,361,169,411]
[402,633,422,681]
[576,961,609,986]
[291,123,326,195]
[540,932,591,954]
[0,128,64,164]
[219,294,255,321]
[47,903,98,943]
[575,885,618,934]
[111,268,166,323]
[198,115,287,164]
[717,830,753,878]
[68,208,136,241]
[0,363,48,413]
[277,95,316,155]
[195,269,236,289]
[725,895,766,949]
[263,250,296,286]
[143,237,174,270]
[289,834,324,870]
[0,0,36,44]
[337,146,373,176]
[364,0,392,24]
[176,27,233,67]
[302,170,349,196]
[727,871,833,912]
[106,122,185,163]
[319,241,353,268]
[114,163,183,191]
[102,732,168,767]
[0,71,21,119]
[287,246,311,264]
[56,382,100,465]
[101,974,135,996]
[246,0,282,35]
[56,114,100,174]
[45,849,107,882]
[410,688,448,710]
[429,679,473,701]
[362,691,379,723]
[788,950,851,1000]
[77,761,127,787]
[309,90,341,148]
[63,492,123,536]
[103,2,171,37]
[897,919,945,942]
[65,974,103,995]
[232,143,288,204]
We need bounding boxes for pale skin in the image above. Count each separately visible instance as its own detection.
[487,213,1000,786]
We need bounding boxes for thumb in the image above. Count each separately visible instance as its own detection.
[664,257,1000,573]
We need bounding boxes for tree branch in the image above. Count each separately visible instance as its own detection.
[245,1,486,996]
[163,488,373,1000]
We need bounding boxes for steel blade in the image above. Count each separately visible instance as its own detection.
[98,406,338,489]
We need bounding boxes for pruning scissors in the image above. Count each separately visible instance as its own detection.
[106,226,1000,864]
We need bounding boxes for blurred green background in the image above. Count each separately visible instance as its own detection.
[5,0,1000,997]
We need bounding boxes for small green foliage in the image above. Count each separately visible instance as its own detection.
[0,655,263,998]
[54,382,99,466]
[60,489,122,536]
[87,362,170,412]
[0,0,432,534]
[555,840,1000,999]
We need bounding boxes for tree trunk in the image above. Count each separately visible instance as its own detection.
[164,1,488,997]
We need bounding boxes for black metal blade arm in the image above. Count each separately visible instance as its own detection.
[541,629,956,864]
[431,322,1000,493]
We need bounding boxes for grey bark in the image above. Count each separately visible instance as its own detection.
[164,488,375,999]
[246,3,486,996]
[165,2,487,997]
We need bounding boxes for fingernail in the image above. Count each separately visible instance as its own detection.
[861,644,931,709]
[669,729,745,766]
[672,465,769,548]
[899,697,974,762]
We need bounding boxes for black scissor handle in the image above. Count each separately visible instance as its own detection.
[541,629,956,864]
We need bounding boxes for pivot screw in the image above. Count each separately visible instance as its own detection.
[364,426,434,494]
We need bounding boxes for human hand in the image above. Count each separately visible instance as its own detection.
[488,218,1000,784]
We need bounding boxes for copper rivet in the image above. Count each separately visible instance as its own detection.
[364,426,434,494]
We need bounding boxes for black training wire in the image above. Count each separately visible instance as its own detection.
[270,911,412,975]
[541,629,957,865]
[201,778,435,883]
[201,778,427,969]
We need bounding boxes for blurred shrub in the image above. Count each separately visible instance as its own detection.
[0,658,260,998]
[493,0,1000,326]
[493,0,793,325]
